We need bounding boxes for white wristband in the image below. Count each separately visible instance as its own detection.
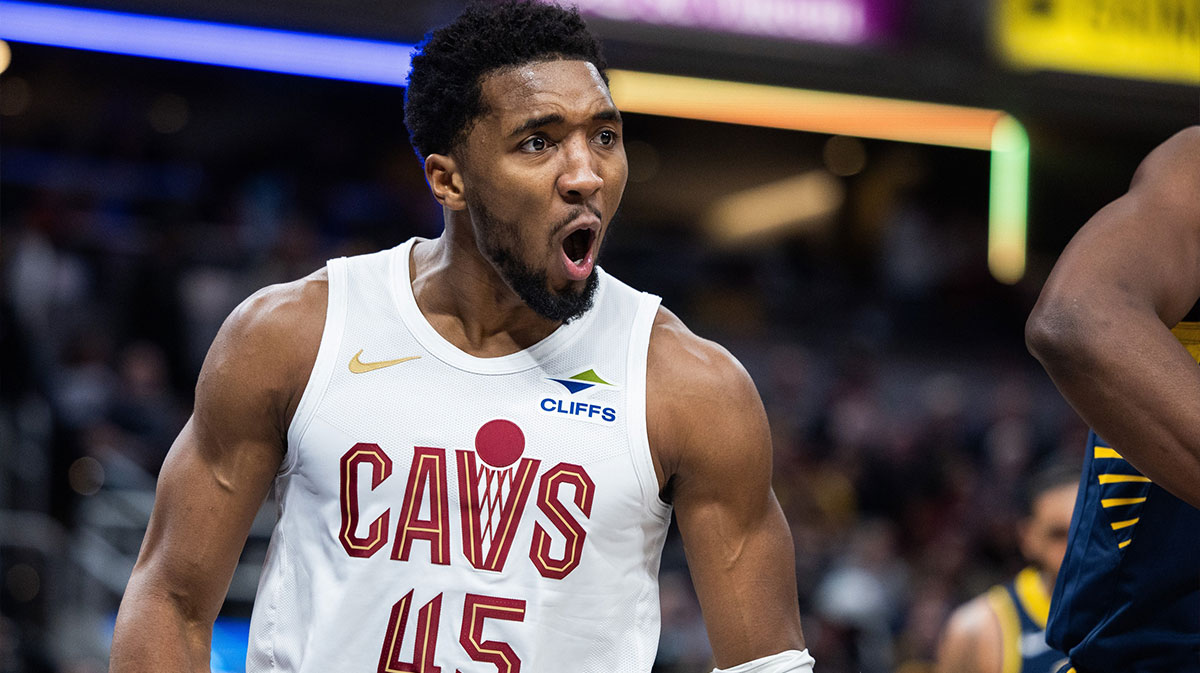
[711,648,816,673]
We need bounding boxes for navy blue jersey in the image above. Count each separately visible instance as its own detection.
[1047,321,1200,673]
[986,567,1069,673]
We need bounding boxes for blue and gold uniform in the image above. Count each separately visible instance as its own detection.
[985,567,1069,673]
[1047,319,1200,673]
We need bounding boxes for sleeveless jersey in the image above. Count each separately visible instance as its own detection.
[984,567,1068,673]
[245,239,672,673]
[1046,317,1200,673]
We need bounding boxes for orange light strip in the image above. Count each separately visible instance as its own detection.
[607,69,1006,150]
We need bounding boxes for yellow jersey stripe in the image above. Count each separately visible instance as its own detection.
[986,585,1022,673]
[1172,321,1200,362]
[1118,539,1131,549]
[1014,566,1051,629]
[1093,446,1123,459]
[1101,497,1147,507]
[1098,474,1151,484]
[1110,517,1139,530]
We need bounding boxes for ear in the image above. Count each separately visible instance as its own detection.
[424,153,467,211]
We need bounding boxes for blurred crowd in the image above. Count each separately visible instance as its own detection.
[1,52,1089,673]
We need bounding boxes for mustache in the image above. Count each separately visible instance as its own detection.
[550,204,603,235]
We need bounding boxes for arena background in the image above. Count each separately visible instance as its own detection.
[1,0,1196,671]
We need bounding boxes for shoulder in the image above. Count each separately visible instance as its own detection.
[1129,126,1200,206]
[646,306,768,485]
[195,267,328,441]
[646,306,761,424]
[227,267,328,339]
[943,592,1003,641]
[936,592,1004,673]
[205,267,327,374]
[647,306,756,399]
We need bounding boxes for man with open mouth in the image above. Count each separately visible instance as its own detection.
[110,3,814,673]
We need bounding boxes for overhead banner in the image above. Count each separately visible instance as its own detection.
[995,0,1200,84]
[563,0,900,45]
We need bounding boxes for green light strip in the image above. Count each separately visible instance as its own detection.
[988,116,1030,285]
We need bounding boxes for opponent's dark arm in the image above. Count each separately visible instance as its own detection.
[1026,127,1200,508]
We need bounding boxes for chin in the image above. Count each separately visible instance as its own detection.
[514,268,599,324]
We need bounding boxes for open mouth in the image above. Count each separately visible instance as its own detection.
[562,227,595,265]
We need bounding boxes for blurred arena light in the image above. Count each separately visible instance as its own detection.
[606,70,1029,283]
[0,0,414,85]
[823,135,867,176]
[68,456,105,496]
[703,170,845,246]
[0,39,11,74]
[988,116,1029,285]
[0,0,1029,283]
[606,70,1007,150]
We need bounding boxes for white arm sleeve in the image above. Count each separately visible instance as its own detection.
[711,649,816,673]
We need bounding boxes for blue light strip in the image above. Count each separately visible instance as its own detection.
[0,0,416,85]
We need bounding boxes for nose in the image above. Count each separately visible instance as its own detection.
[556,138,603,202]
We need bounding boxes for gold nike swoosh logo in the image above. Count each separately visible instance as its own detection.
[348,349,421,374]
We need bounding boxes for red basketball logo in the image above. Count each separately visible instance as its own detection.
[474,419,524,468]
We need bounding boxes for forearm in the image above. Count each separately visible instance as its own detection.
[648,314,808,668]
[110,575,215,673]
[685,500,806,667]
[1028,300,1200,508]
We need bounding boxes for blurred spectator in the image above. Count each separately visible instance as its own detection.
[934,463,1079,673]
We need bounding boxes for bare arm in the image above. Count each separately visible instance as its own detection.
[109,272,326,672]
[935,596,1002,673]
[648,308,806,668]
[1026,126,1200,508]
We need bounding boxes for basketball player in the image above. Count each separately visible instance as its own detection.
[1025,126,1200,672]
[109,3,813,672]
[935,464,1077,673]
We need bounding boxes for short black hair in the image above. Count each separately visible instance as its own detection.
[1020,461,1080,517]
[403,1,608,160]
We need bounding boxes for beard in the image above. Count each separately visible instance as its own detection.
[467,194,600,324]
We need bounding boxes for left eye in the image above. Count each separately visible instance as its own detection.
[596,130,616,146]
[521,137,548,152]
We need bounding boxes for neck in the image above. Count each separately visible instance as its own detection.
[408,216,562,357]
[1039,569,1055,596]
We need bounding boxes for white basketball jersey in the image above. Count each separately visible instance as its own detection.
[246,239,672,673]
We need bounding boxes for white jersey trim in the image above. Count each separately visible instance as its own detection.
[627,292,672,521]
[282,257,347,475]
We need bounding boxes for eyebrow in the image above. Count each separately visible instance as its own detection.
[507,108,622,138]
